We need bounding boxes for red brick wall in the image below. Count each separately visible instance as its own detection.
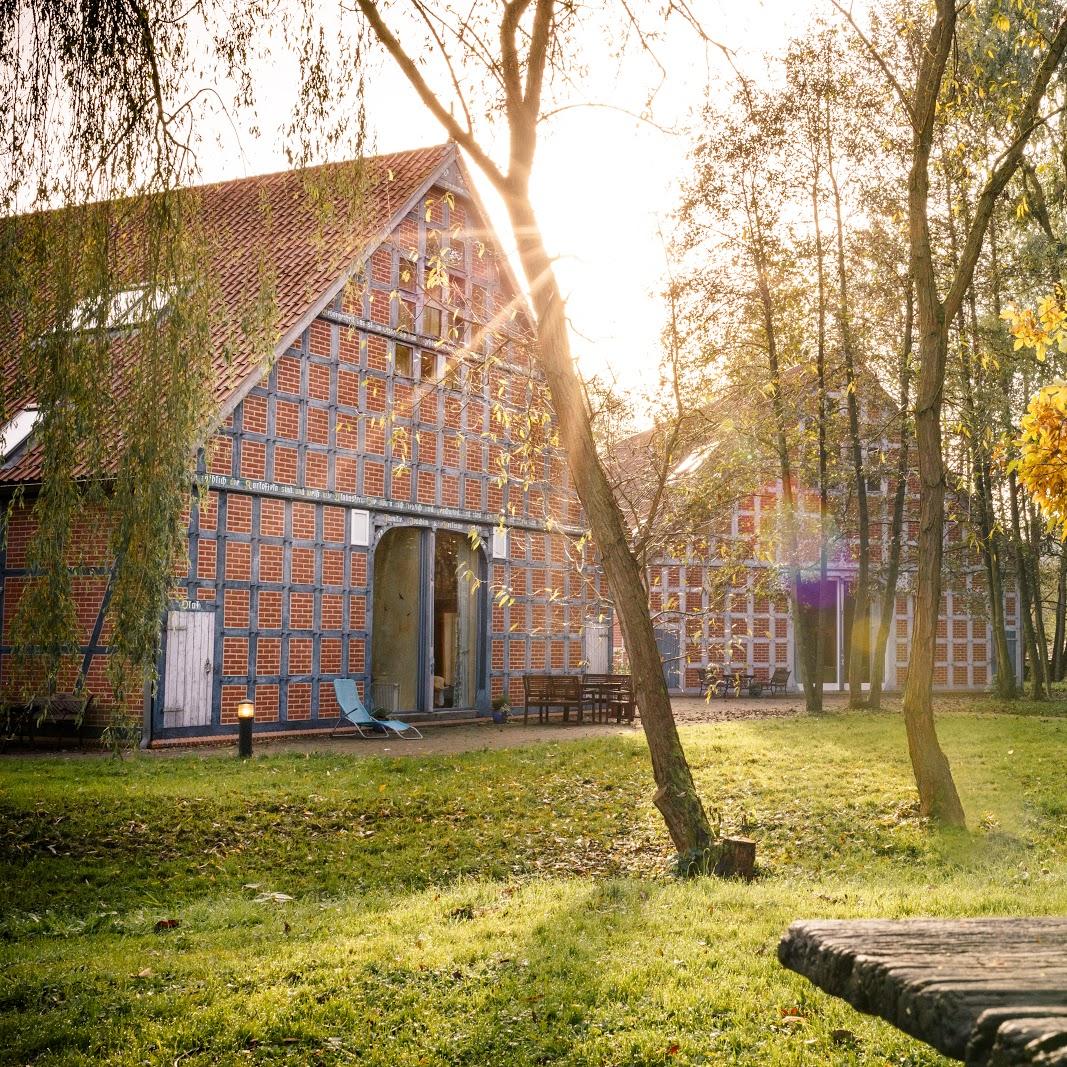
[0,498,145,725]
[165,180,606,730]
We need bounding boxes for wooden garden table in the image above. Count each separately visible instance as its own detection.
[778,918,1067,1065]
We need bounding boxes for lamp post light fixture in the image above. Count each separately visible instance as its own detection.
[236,700,255,758]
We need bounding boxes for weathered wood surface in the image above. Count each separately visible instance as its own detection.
[778,918,1067,1065]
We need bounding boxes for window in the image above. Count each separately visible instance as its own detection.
[422,306,442,338]
[471,285,486,321]
[69,285,173,332]
[449,311,467,344]
[350,509,371,547]
[467,360,485,393]
[399,257,417,291]
[0,407,40,462]
[398,299,415,334]
[443,358,460,390]
[395,343,413,377]
[865,445,882,493]
[450,238,466,270]
[420,351,438,380]
[491,526,508,560]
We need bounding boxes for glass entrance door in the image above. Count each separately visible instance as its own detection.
[432,531,480,708]
[841,582,870,685]
[371,526,484,713]
[798,578,840,688]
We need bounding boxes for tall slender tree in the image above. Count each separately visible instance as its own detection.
[351,0,722,860]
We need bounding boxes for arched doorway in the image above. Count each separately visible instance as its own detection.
[371,525,486,714]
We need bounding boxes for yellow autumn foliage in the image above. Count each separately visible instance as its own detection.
[1002,292,1067,362]
[1004,292,1067,533]
[1016,382,1067,538]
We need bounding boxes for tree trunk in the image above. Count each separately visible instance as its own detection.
[1052,548,1067,680]
[810,163,828,714]
[827,132,870,709]
[954,172,1016,700]
[1026,500,1051,690]
[1008,470,1045,700]
[903,316,965,822]
[977,467,1016,699]
[962,300,1014,699]
[901,0,1067,821]
[747,200,820,714]
[501,185,715,854]
[903,0,966,826]
[870,282,913,710]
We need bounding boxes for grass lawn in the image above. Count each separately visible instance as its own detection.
[2,705,1066,1066]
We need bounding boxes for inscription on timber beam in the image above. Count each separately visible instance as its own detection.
[201,473,584,536]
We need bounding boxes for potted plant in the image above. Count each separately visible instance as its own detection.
[491,696,510,724]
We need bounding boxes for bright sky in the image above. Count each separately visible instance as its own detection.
[197,1,833,396]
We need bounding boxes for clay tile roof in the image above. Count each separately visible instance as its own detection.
[0,141,454,484]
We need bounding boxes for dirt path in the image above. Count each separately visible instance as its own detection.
[5,695,827,760]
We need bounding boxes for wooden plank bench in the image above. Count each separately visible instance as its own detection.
[522,673,587,724]
[2,693,96,748]
[778,918,1067,1065]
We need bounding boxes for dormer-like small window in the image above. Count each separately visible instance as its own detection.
[1,407,40,463]
[69,285,173,333]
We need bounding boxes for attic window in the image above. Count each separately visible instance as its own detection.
[0,407,40,462]
[671,443,717,480]
[70,285,173,332]
[399,257,417,291]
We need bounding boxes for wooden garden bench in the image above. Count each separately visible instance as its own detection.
[778,917,1067,1065]
[2,693,95,748]
[522,673,587,724]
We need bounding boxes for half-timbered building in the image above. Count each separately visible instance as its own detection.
[612,399,1021,695]
[0,143,610,741]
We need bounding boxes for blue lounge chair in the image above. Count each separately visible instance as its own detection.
[331,679,423,739]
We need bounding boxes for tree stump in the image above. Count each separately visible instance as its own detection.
[714,836,756,879]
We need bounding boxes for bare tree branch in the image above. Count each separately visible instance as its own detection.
[410,0,475,133]
[352,0,508,190]
[830,0,915,128]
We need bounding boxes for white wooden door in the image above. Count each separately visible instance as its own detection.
[583,620,612,674]
[162,609,215,728]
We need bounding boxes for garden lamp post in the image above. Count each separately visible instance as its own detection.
[237,700,255,758]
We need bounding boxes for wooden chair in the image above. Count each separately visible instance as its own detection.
[605,676,636,723]
[766,667,791,696]
[583,674,633,723]
[550,674,586,723]
[523,673,553,724]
